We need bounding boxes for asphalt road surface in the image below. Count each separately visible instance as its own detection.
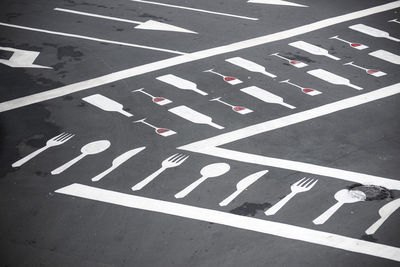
[1,0,400,266]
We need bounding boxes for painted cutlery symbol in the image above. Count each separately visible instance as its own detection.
[240,86,296,109]
[270,52,308,68]
[51,140,111,175]
[279,79,322,96]
[12,132,75,167]
[349,24,400,42]
[132,88,172,105]
[313,189,366,225]
[168,105,224,129]
[82,94,133,117]
[388,18,400,24]
[329,36,368,50]
[175,163,230,199]
[134,118,177,137]
[307,69,363,90]
[91,147,146,182]
[131,153,189,191]
[289,41,340,60]
[365,198,400,235]
[265,177,318,216]
[343,62,386,77]
[210,97,253,114]
[219,170,268,206]
[156,74,208,96]
[203,69,242,85]
[225,57,277,78]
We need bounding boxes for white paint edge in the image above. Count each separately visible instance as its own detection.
[55,183,400,262]
[54,8,197,34]
[179,83,400,190]
[1,1,399,112]
[128,0,259,21]
[0,22,186,55]
[248,0,308,8]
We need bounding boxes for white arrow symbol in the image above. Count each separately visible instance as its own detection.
[247,0,308,7]
[0,47,52,68]
[54,8,197,34]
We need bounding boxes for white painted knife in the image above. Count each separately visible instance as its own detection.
[219,170,268,206]
[365,198,400,235]
[91,147,146,181]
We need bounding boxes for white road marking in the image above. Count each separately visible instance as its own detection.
[55,183,400,262]
[54,8,197,34]
[179,83,400,190]
[0,47,52,69]
[128,0,259,21]
[0,22,186,55]
[0,1,399,112]
[240,86,296,109]
[349,23,400,42]
[307,69,363,90]
[369,50,400,65]
[289,41,340,60]
[248,0,308,7]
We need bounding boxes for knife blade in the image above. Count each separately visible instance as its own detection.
[365,198,400,235]
[219,170,268,206]
[92,147,146,181]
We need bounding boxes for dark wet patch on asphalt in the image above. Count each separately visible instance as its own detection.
[0,104,61,178]
[361,234,378,242]
[347,184,392,201]
[0,50,13,59]
[287,52,316,63]
[6,12,22,22]
[139,13,170,22]
[230,202,271,217]
[57,46,83,61]
[62,95,74,101]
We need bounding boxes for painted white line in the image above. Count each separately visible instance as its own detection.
[0,1,399,112]
[248,0,308,7]
[193,147,400,190]
[128,0,259,21]
[0,22,186,55]
[0,46,52,69]
[369,50,400,65]
[54,8,197,34]
[55,183,400,262]
[179,83,400,190]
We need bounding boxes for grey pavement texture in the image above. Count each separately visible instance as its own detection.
[0,0,399,266]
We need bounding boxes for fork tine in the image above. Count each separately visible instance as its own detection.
[306,179,318,189]
[165,153,179,161]
[303,178,314,187]
[299,177,311,187]
[59,134,75,142]
[293,177,307,186]
[55,132,72,141]
[172,154,186,163]
[176,155,189,163]
[56,133,71,142]
[53,132,67,141]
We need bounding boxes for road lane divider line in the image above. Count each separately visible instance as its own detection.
[54,8,197,34]
[55,183,400,262]
[0,22,187,55]
[128,0,259,21]
[0,1,399,112]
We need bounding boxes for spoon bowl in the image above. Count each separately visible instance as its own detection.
[81,140,111,155]
[200,163,230,177]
